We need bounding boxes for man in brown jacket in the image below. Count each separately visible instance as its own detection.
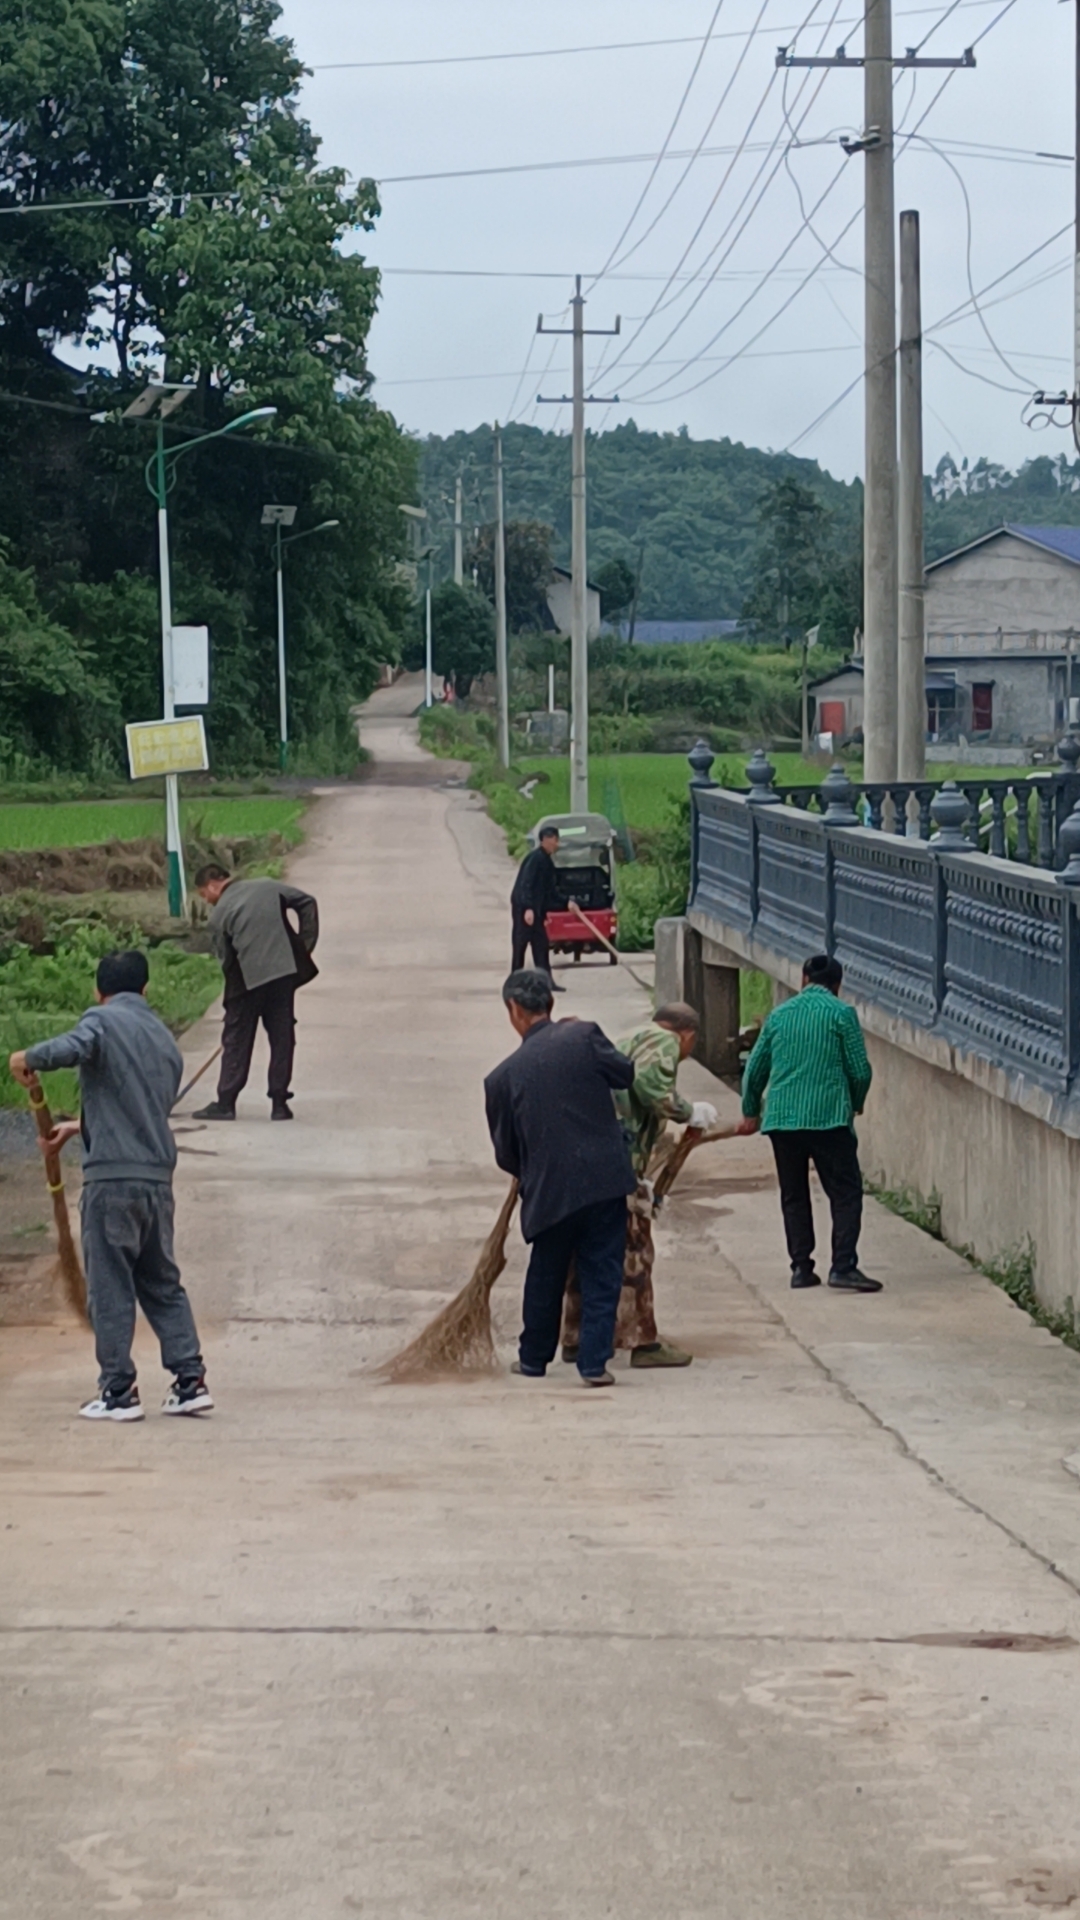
[192,867,319,1121]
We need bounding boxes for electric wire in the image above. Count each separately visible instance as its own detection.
[586,0,776,289]
[585,0,729,290]
[307,5,1001,72]
[596,0,847,389]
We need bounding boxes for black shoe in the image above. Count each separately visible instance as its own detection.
[791,1266,821,1289]
[271,1102,293,1121]
[511,1360,545,1377]
[550,981,567,993]
[828,1267,883,1294]
[193,1101,235,1121]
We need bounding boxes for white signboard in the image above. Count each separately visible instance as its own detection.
[172,625,209,706]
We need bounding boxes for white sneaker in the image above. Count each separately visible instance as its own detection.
[162,1377,214,1416]
[79,1389,145,1423]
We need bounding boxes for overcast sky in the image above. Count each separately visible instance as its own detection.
[278,0,1073,483]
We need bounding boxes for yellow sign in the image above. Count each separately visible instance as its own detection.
[125,716,209,779]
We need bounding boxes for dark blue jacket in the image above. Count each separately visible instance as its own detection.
[484,1017,636,1240]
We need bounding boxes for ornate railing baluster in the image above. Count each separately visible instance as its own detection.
[962,785,984,849]
[915,786,935,840]
[988,784,1007,858]
[1006,783,1022,867]
[864,786,885,831]
[1037,782,1056,867]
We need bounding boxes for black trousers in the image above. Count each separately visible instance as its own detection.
[217,976,296,1109]
[511,907,550,975]
[769,1127,863,1275]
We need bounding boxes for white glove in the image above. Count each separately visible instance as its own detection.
[689,1101,719,1132]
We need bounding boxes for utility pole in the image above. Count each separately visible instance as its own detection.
[453,472,464,587]
[897,209,926,782]
[778,26,973,784]
[537,277,620,814]
[862,0,898,782]
[493,423,510,768]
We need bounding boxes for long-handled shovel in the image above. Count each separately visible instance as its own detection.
[25,1074,89,1325]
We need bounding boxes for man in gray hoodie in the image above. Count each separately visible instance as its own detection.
[8,950,212,1424]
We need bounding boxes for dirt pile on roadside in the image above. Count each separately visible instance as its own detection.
[0,837,167,896]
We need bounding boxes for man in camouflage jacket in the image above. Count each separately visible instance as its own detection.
[561,1002,718,1369]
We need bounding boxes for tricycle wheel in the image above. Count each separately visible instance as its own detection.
[609,950,618,966]
[573,948,582,963]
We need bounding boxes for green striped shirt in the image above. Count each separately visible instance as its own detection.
[741,986,872,1134]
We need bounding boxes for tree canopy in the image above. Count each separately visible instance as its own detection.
[0,0,416,775]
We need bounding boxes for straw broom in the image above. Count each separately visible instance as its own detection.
[379,1180,519,1381]
[379,1117,740,1382]
[25,1073,89,1325]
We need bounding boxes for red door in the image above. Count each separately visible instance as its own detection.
[971,684,993,733]
[819,700,846,735]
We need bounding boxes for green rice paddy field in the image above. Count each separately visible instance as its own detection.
[0,795,305,850]
[516,753,1033,833]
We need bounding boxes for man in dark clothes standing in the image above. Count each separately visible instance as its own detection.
[510,824,562,984]
[484,968,636,1386]
[192,866,319,1122]
[9,949,212,1423]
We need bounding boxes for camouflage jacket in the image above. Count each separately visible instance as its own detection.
[614,1022,694,1174]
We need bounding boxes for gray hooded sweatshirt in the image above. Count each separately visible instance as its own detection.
[25,993,182,1184]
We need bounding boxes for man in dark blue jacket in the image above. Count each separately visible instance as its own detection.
[484,969,636,1386]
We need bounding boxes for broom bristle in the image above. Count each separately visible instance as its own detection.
[379,1181,519,1382]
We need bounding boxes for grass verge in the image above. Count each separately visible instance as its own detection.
[0,795,305,852]
[866,1177,1080,1354]
[0,920,221,1110]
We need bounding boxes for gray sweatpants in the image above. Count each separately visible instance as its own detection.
[80,1181,203,1400]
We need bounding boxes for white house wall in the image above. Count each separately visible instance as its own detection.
[926,535,1080,650]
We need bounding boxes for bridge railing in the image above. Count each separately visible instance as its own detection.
[716,738,1080,867]
[687,744,1080,1093]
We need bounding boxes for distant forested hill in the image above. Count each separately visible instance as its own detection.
[420,422,861,622]
[419,426,1080,627]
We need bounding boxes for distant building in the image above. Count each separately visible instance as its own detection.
[545,567,602,641]
[809,525,1080,747]
[624,619,744,644]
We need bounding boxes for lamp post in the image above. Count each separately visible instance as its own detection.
[398,504,432,706]
[128,386,277,914]
[262,507,340,770]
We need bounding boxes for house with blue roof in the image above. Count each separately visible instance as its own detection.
[808,525,1080,749]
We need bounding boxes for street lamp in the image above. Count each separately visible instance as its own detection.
[127,385,277,914]
[398,505,433,706]
[261,507,341,770]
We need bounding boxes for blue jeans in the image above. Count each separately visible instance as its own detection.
[520,1197,627,1379]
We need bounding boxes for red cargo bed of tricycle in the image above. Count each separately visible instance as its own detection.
[546,907,618,954]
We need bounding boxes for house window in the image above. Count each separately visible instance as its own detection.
[971,683,993,734]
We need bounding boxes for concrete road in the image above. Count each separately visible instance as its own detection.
[5,681,1080,1917]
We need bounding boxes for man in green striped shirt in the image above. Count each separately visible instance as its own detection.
[737,953,881,1293]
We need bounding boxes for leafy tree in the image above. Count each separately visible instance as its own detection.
[740,478,830,647]
[0,0,416,773]
[427,581,494,696]
[593,554,636,623]
[467,518,554,632]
